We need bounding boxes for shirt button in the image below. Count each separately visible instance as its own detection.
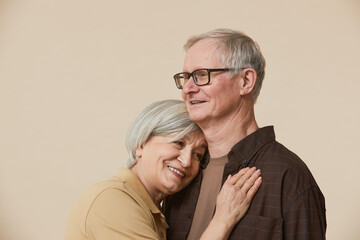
[242,159,247,164]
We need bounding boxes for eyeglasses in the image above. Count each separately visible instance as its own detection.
[173,68,236,89]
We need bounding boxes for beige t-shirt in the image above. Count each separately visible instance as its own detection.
[187,155,228,240]
[65,168,168,240]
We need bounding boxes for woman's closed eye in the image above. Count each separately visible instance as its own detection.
[172,140,185,148]
[193,152,203,161]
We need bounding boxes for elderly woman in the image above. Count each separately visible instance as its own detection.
[65,100,262,240]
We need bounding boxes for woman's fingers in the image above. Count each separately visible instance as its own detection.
[247,175,262,198]
[225,167,261,190]
[226,167,250,185]
[236,169,261,193]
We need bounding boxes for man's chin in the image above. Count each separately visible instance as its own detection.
[188,111,206,122]
[188,115,201,122]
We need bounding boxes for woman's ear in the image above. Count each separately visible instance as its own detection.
[135,146,143,159]
[239,69,257,96]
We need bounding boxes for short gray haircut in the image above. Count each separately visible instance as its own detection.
[125,99,201,168]
[184,28,266,102]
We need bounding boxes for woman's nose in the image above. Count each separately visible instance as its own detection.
[178,150,192,167]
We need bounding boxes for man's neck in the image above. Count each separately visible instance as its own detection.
[199,105,258,158]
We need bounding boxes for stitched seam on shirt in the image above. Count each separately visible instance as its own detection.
[84,186,132,236]
[285,185,318,212]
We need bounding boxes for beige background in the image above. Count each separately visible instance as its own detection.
[1,0,359,239]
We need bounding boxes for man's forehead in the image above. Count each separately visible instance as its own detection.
[183,39,221,71]
[188,38,218,50]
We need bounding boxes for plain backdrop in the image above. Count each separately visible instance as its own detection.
[1,0,359,239]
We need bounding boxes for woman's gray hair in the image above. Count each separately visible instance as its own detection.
[184,28,266,102]
[125,99,201,168]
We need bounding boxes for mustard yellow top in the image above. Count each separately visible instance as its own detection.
[65,168,168,240]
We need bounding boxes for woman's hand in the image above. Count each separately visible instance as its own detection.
[201,167,262,240]
[214,167,262,227]
[200,167,262,240]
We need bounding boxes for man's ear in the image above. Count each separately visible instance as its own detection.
[135,146,143,159]
[239,69,257,96]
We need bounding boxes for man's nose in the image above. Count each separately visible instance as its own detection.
[182,76,199,94]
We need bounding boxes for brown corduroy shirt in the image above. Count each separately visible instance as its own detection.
[164,126,326,240]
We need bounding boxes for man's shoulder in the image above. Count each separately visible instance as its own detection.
[256,139,322,196]
[261,139,306,166]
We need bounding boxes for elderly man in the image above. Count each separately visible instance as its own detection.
[164,29,326,240]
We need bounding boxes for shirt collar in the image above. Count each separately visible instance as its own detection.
[229,126,275,164]
[116,168,162,215]
[200,126,275,169]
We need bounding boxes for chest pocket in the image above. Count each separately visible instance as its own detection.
[229,215,283,240]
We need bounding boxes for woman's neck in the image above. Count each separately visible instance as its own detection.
[131,166,165,209]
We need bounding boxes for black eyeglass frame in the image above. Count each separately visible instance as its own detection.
[173,68,236,89]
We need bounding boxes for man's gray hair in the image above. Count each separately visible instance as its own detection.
[184,28,266,102]
[125,99,201,168]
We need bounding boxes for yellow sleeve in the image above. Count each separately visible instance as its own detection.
[85,187,160,240]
